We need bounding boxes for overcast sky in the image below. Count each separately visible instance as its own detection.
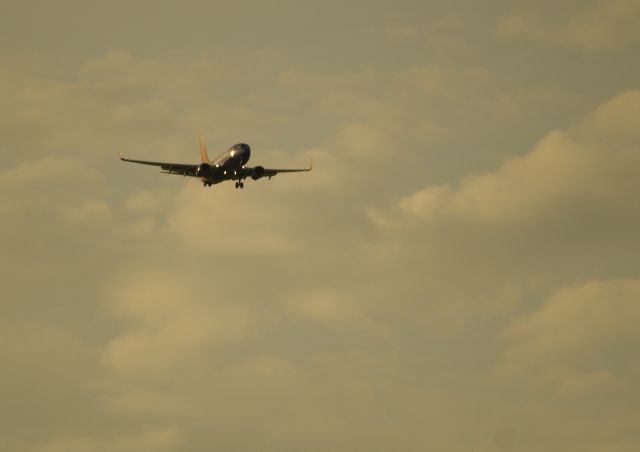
[1,1,640,451]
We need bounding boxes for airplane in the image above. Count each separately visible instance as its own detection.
[120,136,312,188]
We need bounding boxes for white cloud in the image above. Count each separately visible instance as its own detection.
[379,89,640,227]
[364,89,640,341]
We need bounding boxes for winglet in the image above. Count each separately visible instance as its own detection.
[309,159,313,171]
[199,135,210,163]
[119,152,126,161]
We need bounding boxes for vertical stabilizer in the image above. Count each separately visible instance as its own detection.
[199,136,210,163]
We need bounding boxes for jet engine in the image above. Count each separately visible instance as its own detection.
[251,166,265,180]
[196,163,211,177]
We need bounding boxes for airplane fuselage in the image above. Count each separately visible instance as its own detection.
[198,143,251,186]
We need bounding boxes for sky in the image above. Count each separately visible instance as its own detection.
[1,1,640,451]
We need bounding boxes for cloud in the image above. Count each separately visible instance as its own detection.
[0,50,295,162]
[392,89,640,226]
[0,323,93,390]
[283,288,386,336]
[0,157,106,213]
[224,353,301,384]
[165,184,301,256]
[103,273,252,380]
[62,200,112,224]
[33,428,183,452]
[497,0,640,51]
[364,89,640,340]
[0,322,102,446]
[1,11,638,449]
[498,278,640,395]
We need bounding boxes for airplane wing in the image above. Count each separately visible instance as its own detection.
[244,161,313,180]
[120,154,198,177]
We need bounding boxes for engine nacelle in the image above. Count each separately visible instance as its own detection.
[251,166,265,180]
[196,163,211,177]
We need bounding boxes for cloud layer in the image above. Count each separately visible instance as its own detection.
[1,2,639,451]
[497,0,640,51]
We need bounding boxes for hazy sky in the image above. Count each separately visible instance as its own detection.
[1,1,640,451]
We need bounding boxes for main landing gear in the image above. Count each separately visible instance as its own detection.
[235,181,244,189]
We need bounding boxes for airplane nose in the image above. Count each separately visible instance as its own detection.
[240,143,251,160]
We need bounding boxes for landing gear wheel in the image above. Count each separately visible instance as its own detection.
[235,182,239,189]
[240,182,244,189]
